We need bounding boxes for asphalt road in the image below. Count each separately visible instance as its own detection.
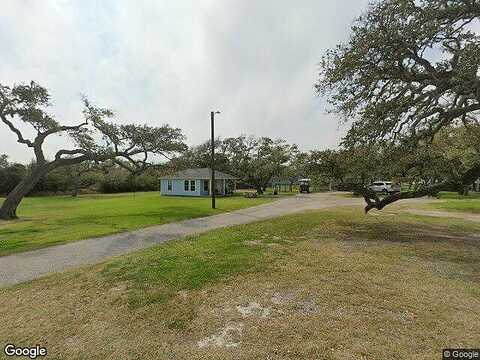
[0,192,364,287]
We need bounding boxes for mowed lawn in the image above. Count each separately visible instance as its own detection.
[0,192,273,256]
[1,207,479,359]
[424,191,480,214]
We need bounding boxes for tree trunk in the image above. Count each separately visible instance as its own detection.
[72,174,79,197]
[0,168,46,220]
[457,185,470,196]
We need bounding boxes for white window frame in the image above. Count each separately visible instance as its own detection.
[184,180,189,191]
[167,180,172,191]
[190,180,196,192]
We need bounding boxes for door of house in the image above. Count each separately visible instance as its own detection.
[203,180,209,195]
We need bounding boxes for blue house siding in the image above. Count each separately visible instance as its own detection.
[161,179,201,196]
[160,168,235,197]
[160,179,230,197]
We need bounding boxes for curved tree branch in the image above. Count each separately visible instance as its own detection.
[361,162,480,213]
[0,114,34,147]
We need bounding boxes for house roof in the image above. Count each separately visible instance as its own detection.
[160,168,237,180]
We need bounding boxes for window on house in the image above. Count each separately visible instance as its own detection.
[203,180,209,192]
[190,180,196,192]
[167,180,172,191]
[184,180,189,191]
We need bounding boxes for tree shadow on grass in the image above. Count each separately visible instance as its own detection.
[333,220,480,267]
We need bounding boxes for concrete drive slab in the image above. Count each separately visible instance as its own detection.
[0,193,363,287]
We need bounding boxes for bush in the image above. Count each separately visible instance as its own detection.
[0,163,27,195]
[99,169,158,193]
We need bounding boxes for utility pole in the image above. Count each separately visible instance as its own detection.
[211,111,220,209]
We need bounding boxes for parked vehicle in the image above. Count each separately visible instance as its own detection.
[299,178,311,194]
[368,181,400,194]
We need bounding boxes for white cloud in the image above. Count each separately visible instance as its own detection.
[0,0,369,162]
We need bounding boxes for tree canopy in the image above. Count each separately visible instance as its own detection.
[0,81,187,219]
[317,0,480,211]
[223,136,297,193]
[171,135,297,193]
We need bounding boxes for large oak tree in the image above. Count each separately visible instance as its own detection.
[171,135,296,194]
[317,0,480,212]
[222,136,296,194]
[0,81,186,219]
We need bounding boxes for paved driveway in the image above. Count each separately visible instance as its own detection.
[0,193,363,287]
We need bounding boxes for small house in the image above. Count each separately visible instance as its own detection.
[160,168,237,196]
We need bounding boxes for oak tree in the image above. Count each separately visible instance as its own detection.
[223,136,295,193]
[317,0,480,211]
[0,81,186,219]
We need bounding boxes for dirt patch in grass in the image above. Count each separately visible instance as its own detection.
[1,207,479,359]
[197,322,244,348]
[236,302,271,318]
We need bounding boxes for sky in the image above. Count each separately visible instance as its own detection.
[0,0,370,163]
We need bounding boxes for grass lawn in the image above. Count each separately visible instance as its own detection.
[425,191,480,214]
[437,191,480,200]
[1,207,479,359]
[0,192,274,256]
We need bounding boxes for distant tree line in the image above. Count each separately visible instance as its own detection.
[0,155,163,196]
[3,121,477,200]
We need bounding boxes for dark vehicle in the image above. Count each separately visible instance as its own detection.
[299,178,311,193]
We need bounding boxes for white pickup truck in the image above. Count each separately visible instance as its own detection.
[368,181,401,194]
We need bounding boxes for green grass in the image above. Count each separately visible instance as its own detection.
[1,207,479,359]
[434,199,480,213]
[0,192,274,256]
[437,191,480,200]
[101,212,309,308]
[102,224,272,308]
[102,207,480,308]
[427,191,480,214]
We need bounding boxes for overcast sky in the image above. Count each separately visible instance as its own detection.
[0,0,370,163]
